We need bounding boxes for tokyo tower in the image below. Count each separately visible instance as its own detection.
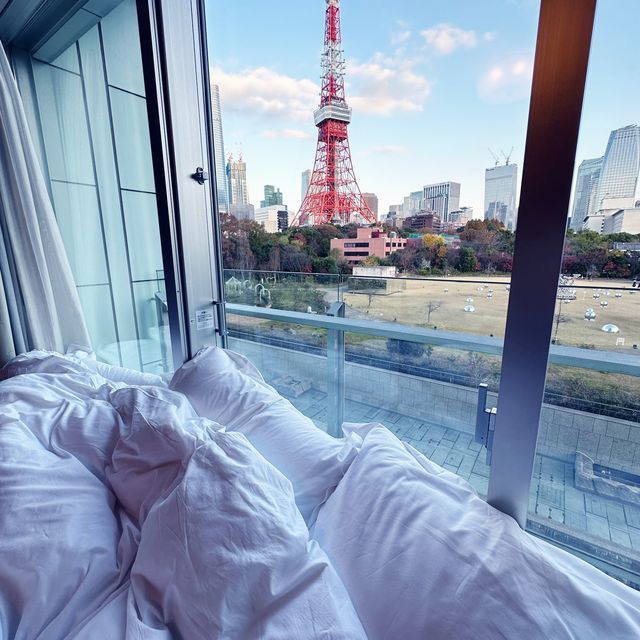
[290,0,376,227]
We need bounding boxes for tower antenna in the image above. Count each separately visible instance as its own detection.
[291,0,375,226]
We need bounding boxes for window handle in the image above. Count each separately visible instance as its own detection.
[191,167,209,185]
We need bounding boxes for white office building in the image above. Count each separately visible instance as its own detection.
[594,125,640,210]
[484,163,518,230]
[601,204,640,235]
[423,182,461,223]
[210,84,229,212]
[301,169,312,201]
[583,196,636,232]
[570,157,603,230]
[403,191,423,217]
[227,154,249,206]
[254,205,289,233]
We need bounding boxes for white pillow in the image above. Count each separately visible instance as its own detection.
[311,425,640,640]
[170,346,355,523]
[130,430,366,639]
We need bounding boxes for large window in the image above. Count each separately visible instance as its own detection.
[8,0,634,588]
[527,1,640,585]
[206,0,640,587]
[207,0,540,495]
[15,0,171,373]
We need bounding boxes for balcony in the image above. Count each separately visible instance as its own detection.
[224,269,640,587]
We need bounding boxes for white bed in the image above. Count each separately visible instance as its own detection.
[1,348,639,639]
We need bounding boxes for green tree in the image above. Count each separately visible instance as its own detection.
[456,247,478,272]
[311,256,339,274]
[386,338,425,359]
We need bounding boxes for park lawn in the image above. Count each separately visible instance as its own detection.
[343,275,640,353]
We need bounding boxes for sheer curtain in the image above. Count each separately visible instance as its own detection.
[0,42,90,364]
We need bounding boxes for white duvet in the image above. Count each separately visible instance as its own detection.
[3,349,640,640]
[0,352,365,639]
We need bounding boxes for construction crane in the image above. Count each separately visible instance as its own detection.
[501,146,514,165]
[488,148,500,167]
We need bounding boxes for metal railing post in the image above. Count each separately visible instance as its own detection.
[326,301,345,437]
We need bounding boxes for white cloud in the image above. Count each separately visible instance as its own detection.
[421,24,477,55]
[211,66,318,122]
[260,129,311,139]
[477,55,534,103]
[365,145,410,156]
[212,52,431,124]
[390,30,411,46]
[347,54,432,116]
[484,31,496,42]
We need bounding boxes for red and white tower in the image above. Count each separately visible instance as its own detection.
[291,0,376,227]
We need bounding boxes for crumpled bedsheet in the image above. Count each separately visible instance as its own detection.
[0,351,365,640]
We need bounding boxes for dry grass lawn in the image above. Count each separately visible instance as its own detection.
[342,275,640,354]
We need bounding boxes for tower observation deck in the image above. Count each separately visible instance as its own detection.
[290,0,376,227]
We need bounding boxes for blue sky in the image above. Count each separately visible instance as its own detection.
[205,0,640,219]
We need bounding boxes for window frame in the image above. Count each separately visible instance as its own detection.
[486,0,597,526]
[137,0,227,361]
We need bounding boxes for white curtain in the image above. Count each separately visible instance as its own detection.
[0,42,91,363]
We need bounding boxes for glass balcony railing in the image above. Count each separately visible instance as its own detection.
[224,268,640,587]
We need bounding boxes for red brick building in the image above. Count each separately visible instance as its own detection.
[402,212,442,233]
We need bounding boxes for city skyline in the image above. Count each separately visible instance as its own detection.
[206,0,640,222]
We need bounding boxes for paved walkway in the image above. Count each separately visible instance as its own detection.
[289,388,640,558]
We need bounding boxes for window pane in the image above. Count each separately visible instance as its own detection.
[209,0,540,482]
[21,0,172,372]
[528,1,640,587]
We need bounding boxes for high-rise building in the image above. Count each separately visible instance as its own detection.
[228,203,254,220]
[570,157,603,230]
[301,169,312,201]
[423,182,461,223]
[362,193,379,219]
[385,204,403,227]
[227,154,249,206]
[403,191,423,217]
[447,207,474,230]
[261,185,283,208]
[484,164,518,230]
[594,125,640,211]
[254,205,289,233]
[210,84,229,212]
